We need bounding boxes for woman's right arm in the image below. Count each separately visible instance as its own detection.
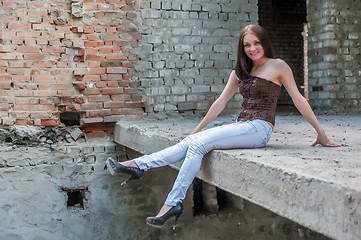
[277,59,340,147]
[191,70,239,134]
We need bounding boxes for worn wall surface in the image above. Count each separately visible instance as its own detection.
[0,0,145,135]
[0,136,194,239]
[133,0,257,113]
[307,0,361,113]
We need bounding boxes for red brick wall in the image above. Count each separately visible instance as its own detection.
[0,0,145,137]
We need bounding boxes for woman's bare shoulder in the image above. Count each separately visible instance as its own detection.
[269,58,289,68]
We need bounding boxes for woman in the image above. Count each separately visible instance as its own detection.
[106,24,340,229]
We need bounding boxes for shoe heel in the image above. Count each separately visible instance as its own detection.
[120,175,136,186]
[172,213,181,230]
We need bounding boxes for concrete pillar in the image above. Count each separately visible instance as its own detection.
[307,0,361,113]
[202,182,219,213]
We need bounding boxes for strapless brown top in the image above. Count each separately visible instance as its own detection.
[237,76,281,125]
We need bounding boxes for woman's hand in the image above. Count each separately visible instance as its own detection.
[310,132,341,147]
[189,129,200,135]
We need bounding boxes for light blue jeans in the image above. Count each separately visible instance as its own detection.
[134,119,272,206]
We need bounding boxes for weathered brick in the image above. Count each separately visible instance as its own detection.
[0,53,23,60]
[102,88,124,95]
[86,109,112,117]
[40,119,58,126]
[106,67,127,74]
[104,102,125,108]
[0,46,15,52]
[81,117,104,124]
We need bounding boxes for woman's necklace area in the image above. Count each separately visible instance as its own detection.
[252,58,269,74]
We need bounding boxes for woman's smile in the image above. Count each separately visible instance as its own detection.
[243,33,265,61]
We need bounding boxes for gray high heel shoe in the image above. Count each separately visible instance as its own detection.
[106,157,144,185]
[146,202,184,229]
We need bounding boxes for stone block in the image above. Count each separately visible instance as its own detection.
[211,85,224,93]
[166,95,186,102]
[203,21,222,29]
[190,53,210,60]
[185,61,194,68]
[95,154,108,163]
[165,103,177,111]
[202,3,221,12]
[211,29,230,37]
[191,85,211,93]
[94,146,105,153]
[191,3,201,11]
[171,2,181,10]
[153,61,165,69]
[146,35,162,44]
[189,12,198,19]
[172,28,192,36]
[191,28,211,36]
[214,44,232,53]
[71,1,83,18]
[222,3,241,12]
[181,2,192,10]
[182,20,202,28]
[159,69,179,77]
[199,12,209,19]
[170,11,189,19]
[186,94,205,102]
[150,0,161,9]
[153,103,165,111]
[105,145,116,154]
[180,69,199,78]
[67,146,81,155]
[85,155,96,164]
[166,19,183,28]
[161,1,171,10]
[200,68,218,77]
[74,157,84,163]
[82,147,93,155]
[171,86,190,95]
[175,61,185,68]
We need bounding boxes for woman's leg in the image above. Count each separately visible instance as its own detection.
[163,119,272,207]
[114,122,236,169]
[132,127,225,171]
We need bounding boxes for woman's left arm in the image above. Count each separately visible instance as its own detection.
[277,60,340,147]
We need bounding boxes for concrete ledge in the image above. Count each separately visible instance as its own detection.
[114,115,361,240]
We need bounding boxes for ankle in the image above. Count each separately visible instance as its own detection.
[156,204,173,217]
[122,160,139,168]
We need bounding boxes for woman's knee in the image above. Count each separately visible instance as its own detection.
[188,140,208,156]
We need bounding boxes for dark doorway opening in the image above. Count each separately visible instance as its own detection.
[258,0,307,109]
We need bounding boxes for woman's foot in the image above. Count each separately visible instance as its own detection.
[156,204,173,217]
[118,159,139,168]
[146,202,184,229]
[106,157,144,184]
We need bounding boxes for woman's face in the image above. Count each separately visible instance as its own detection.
[243,33,265,61]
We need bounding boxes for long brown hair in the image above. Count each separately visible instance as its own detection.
[233,24,274,79]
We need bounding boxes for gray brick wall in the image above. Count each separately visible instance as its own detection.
[133,0,258,114]
[307,0,361,113]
